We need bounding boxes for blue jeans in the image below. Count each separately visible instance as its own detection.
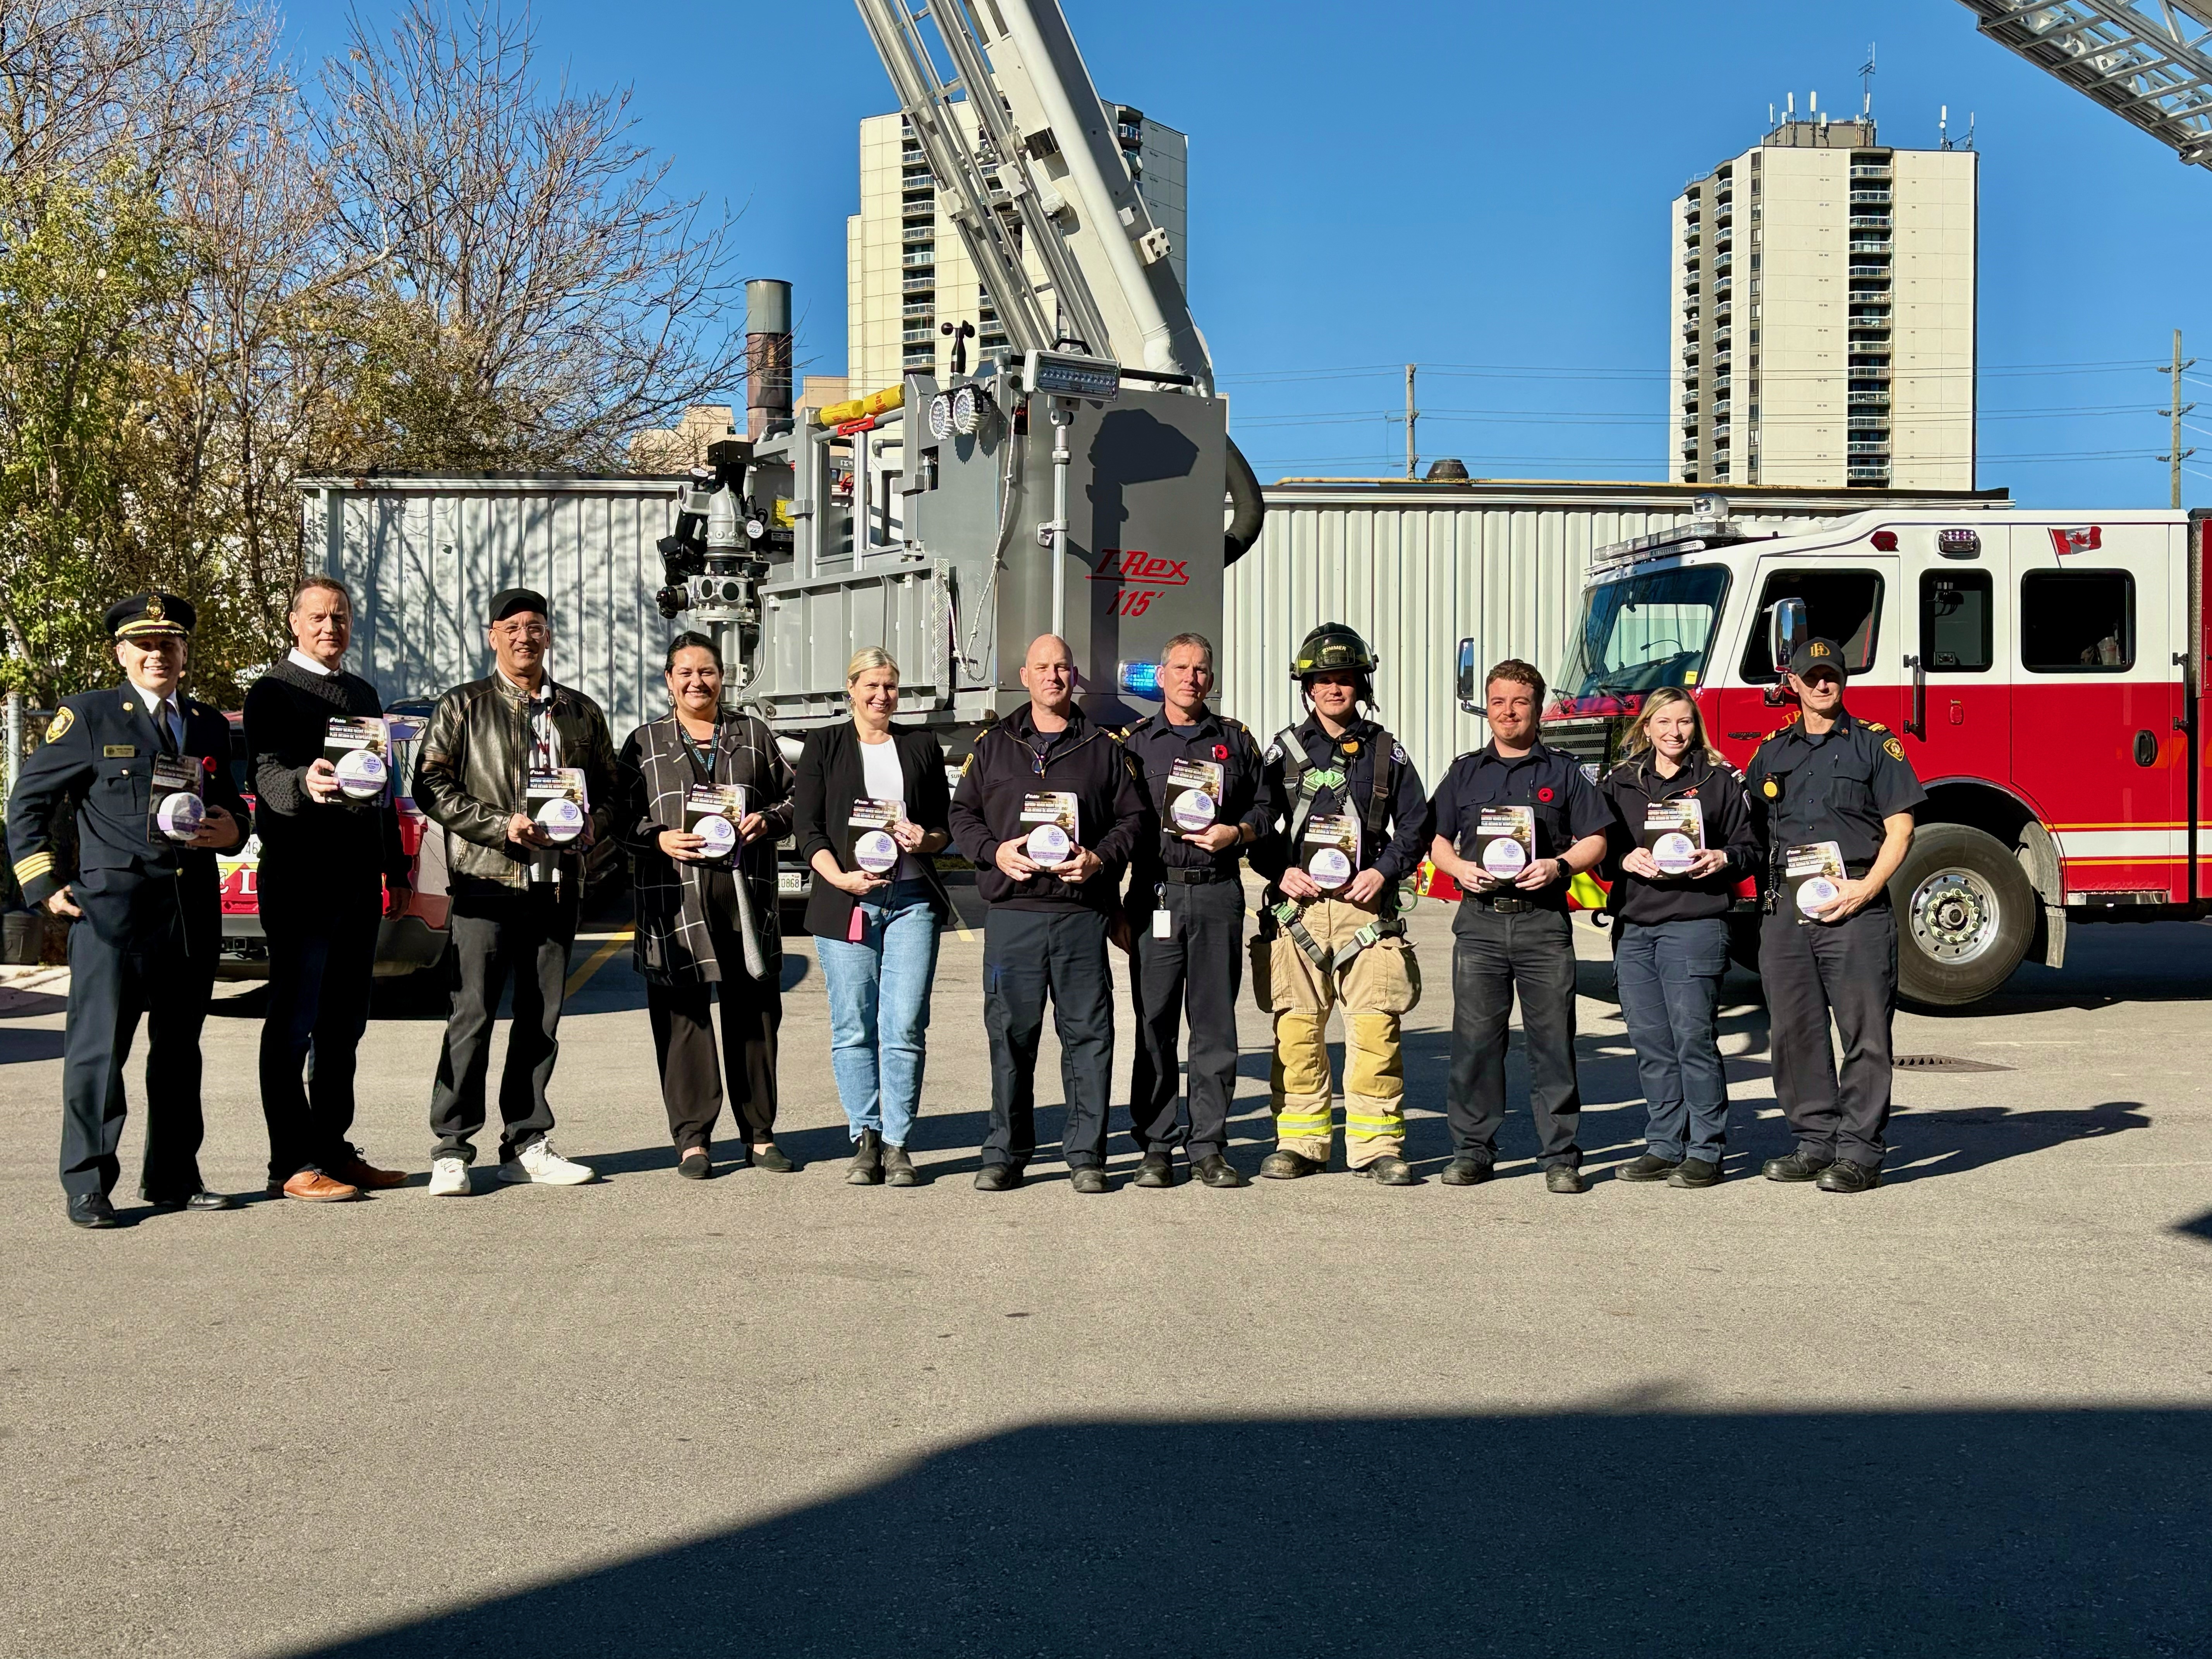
[1612,916,1731,1163]
[815,881,941,1146]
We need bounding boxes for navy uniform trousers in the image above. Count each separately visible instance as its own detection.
[1760,900,1898,1168]
[1127,878,1245,1161]
[62,882,214,1203]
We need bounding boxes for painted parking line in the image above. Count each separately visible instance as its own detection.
[565,928,635,997]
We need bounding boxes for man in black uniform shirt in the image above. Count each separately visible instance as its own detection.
[4,592,251,1228]
[1425,658,1612,1194]
[1120,632,1273,1189]
[1745,637,1925,1193]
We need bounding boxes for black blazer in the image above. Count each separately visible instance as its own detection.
[793,720,954,936]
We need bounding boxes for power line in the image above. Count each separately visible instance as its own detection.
[1221,356,2167,386]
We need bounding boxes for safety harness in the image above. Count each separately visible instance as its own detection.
[1264,722,1409,972]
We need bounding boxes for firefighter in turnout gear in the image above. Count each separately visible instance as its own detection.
[1251,624,1431,1183]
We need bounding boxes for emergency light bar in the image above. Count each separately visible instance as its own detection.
[1023,348,1121,402]
[1117,660,1163,698]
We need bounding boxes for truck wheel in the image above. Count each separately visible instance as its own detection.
[1890,823,2034,1008]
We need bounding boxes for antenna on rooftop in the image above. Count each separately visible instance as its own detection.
[1861,43,1877,117]
[1940,104,1951,149]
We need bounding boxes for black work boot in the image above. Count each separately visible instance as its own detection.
[1762,1151,1833,1183]
[1614,1154,1679,1183]
[1259,1149,1323,1180]
[884,1144,919,1187]
[1193,1153,1248,1189]
[846,1128,884,1186]
[1133,1149,1174,1188]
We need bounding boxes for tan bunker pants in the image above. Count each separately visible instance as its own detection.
[1250,896,1422,1167]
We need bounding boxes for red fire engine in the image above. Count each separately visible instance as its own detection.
[1472,498,2210,1006]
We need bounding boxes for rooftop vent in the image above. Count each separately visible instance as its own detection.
[1425,458,1471,482]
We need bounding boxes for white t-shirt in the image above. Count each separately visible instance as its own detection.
[857,732,924,881]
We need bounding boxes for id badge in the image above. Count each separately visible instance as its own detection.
[1152,907,1173,939]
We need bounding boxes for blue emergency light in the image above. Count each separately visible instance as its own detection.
[1117,660,1163,699]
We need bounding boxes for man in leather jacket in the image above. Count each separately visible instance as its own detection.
[413,588,618,1194]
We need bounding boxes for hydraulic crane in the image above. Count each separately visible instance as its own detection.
[1960,1,2212,169]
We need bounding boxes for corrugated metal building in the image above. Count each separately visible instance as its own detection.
[300,475,684,741]
[1220,477,2010,791]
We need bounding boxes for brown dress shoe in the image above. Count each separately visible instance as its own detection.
[327,1147,407,1190]
[282,1170,361,1202]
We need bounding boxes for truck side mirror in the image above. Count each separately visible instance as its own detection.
[1455,637,1477,712]
[1768,597,1808,676]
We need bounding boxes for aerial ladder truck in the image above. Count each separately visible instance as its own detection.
[656,0,1266,743]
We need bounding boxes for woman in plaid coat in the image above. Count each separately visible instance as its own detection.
[617,633,795,1179]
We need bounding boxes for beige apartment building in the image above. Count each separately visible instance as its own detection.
[845,103,1187,395]
[1670,115,1977,491]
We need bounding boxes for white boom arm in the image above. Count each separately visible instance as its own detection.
[1960,1,2212,170]
[853,0,1214,389]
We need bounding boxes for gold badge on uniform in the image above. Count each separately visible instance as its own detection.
[1762,778,1780,799]
[103,744,136,757]
[46,706,75,740]
[1884,737,1905,761]
[1341,739,1360,755]
[145,594,166,620]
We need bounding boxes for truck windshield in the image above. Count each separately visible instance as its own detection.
[1556,564,1730,702]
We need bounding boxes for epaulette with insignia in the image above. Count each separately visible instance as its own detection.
[1862,720,1889,733]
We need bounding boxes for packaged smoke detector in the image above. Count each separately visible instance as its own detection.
[324,716,392,802]
[1640,799,1705,876]
[1784,841,1847,923]
[685,784,747,863]
[848,797,904,875]
[1471,805,1535,883]
[527,768,589,845]
[1167,758,1225,833]
[1020,791,1079,866]
[1303,813,1359,890]
[150,753,206,843]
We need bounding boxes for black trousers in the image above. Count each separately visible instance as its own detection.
[647,946,781,1154]
[429,883,577,1163]
[1760,902,1898,1169]
[1446,907,1583,1170]
[258,879,380,1182]
[982,907,1114,1171]
[1127,880,1244,1160]
[60,903,213,1203]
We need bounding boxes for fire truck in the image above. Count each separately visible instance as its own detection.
[1504,496,2211,1006]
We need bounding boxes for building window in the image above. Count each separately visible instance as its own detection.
[2021,570,2135,672]
[1921,570,1993,672]
[1740,569,1885,682]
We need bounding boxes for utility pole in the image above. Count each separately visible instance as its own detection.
[2157,329,2197,510]
[1404,364,1418,480]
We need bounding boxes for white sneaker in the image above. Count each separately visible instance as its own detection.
[427,1156,471,1197]
[498,1138,596,1186]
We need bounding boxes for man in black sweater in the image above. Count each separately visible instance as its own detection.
[949,634,1146,1192]
[242,576,411,1201]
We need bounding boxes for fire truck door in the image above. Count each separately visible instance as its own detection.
[1728,559,1905,737]
[2009,522,2184,902]
[1903,558,2009,784]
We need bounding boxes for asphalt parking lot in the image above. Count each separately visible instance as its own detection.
[2,893,2209,1659]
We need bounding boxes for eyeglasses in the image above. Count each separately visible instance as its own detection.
[494,623,550,641]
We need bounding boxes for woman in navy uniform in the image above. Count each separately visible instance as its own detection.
[4,593,251,1228]
[1744,637,1924,1194]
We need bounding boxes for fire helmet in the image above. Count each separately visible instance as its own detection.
[1290,622,1377,681]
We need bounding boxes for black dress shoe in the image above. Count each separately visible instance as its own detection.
[67,1193,119,1230]
[749,1143,796,1174]
[1193,1153,1248,1189]
[1762,1151,1833,1183]
[145,1189,236,1212]
[678,1151,713,1181]
[1614,1154,1679,1183]
[1545,1166,1588,1195]
[1070,1166,1110,1194]
[1439,1155,1494,1187]
[1259,1149,1322,1180]
[1356,1154,1418,1185]
[1816,1159,1881,1194]
[975,1163,1022,1192]
[1133,1150,1174,1188]
[1668,1157,1723,1188]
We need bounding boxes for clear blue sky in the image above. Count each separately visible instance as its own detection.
[282,0,2212,507]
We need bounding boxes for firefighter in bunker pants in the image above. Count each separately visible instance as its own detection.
[1251,624,1433,1184]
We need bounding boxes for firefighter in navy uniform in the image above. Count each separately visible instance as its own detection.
[1251,623,1431,1183]
[4,593,252,1228]
[1745,636,1925,1194]
[1120,632,1273,1189]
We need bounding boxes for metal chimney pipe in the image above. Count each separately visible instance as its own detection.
[745,278,793,440]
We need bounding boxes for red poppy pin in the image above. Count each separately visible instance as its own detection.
[1212,744,1229,761]
[203,755,218,774]
[1536,786,1554,802]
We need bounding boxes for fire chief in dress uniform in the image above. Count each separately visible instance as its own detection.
[3,592,251,1228]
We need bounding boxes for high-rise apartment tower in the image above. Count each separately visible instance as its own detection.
[1670,112,1977,491]
[846,103,1187,394]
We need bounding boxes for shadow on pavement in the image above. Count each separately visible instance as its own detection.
[290,1407,2212,1659]
[0,1026,64,1065]
[2176,1207,2212,1246]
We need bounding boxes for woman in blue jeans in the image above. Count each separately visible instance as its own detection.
[792,649,954,1186]
[1598,689,1758,1187]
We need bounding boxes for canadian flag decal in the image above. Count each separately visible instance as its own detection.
[2050,525,2102,555]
